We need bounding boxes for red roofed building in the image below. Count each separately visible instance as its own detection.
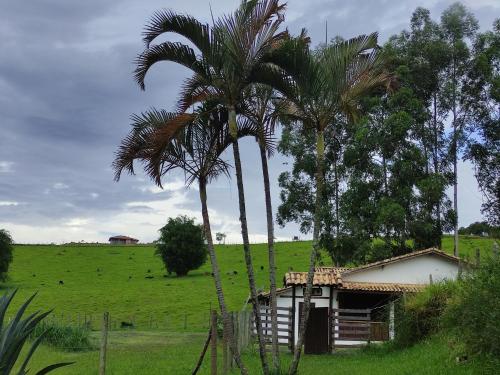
[108,235,139,245]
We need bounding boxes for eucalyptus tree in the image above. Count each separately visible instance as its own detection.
[440,3,479,255]
[241,84,280,368]
[133,2,289,372]
[465,19,500,226]
[268,33,392,373]
[113,105,261,374]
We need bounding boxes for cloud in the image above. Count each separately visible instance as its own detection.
[0,161,14,173]
[0,0,496,244]
[0,201,20,206]
[53,182,69,190]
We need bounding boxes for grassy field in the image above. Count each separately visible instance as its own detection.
[4,236,498,374]
[20,332,495,374]
[5,236,496,331]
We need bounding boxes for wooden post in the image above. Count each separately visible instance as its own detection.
[429,274,433,285]
[493,242,499,259]
[222,331,229,375]
[210,310,217,375]
[99,312,109,375]
[475,248,481,267]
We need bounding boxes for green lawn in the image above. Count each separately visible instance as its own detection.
[4,236,498,374]
[22,332,495,374]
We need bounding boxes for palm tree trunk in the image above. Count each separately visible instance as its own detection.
[289,129,325,375]
[258,138,280,372]
[228,107,270,375]
[199,179,247,375]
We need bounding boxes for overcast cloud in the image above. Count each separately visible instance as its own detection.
[0,0,497,244]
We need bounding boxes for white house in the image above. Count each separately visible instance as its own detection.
[258,248,463,354]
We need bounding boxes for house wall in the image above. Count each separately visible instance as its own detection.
[342,254,459,284]
[273,286,338,345]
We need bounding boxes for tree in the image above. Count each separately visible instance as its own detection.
[440,3,479,255]
[133,3,289,372]
[465,19,500,226]
[0,229,13,281]
[215,232,227,245]
[241,84,281,367]
[270,32,392,373]
[386,7,453,249]
[156,216,207,276]
[113,104,261,374]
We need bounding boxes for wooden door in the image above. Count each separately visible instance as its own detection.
[303,306,329,354]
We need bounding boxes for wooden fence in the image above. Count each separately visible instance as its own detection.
[253,306,293,352]
[330,308,372,349]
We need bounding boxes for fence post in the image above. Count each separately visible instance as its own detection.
[99,312,109,375]
[493,242,499,259]
[475,248,481,267]
[389,301,395,340]
[222,330,228,375]
[210,310,217,375]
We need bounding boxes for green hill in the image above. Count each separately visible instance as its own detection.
[4,236,496,331]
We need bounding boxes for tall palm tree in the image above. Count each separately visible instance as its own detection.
[241,85,280,369]
[133,2,288,372]
[113,105,263,375]
[268,32,393,374]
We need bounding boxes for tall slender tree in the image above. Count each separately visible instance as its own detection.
[267,33,392,373]
[440,3,479,256]
[113,105,265,375]
[133,2,289,372]
[465,19,500,226]
[241,85,280,369]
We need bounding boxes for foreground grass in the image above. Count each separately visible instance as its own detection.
[5,237,496,331]
[22,332,495,374]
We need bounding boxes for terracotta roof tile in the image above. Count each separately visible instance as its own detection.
[285,271,341,286]
[340,282,424,293]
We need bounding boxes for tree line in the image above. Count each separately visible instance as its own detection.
[112,1,499,374]
[278,4,499,265]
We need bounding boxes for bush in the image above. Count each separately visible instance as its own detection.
[443,256,500,358]
[30,319,94,352]
[0,229,13,281]
[393,281,455,348]
[0,290,73,373]
[156,216,207,276]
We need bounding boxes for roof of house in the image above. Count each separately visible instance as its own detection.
[341,248,460,276]
[258,281,424,299]
[272,248,461,295]
[108,235,139,241]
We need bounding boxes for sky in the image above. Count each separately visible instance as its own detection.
[0,0,498,244]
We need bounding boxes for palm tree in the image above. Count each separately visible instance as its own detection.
[113,105,263,375]
[133,2,288,372]
[241,85,280,369]
[268,32,393,374]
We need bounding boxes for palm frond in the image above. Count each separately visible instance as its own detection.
[142,9,212,53]
[134,42,207,90]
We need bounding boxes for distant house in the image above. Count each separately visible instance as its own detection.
[108,235,139,245]
[258,248,465,354]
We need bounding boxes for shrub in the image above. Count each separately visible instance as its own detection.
[443,256,500,357]
[30,319,94,352]
[0,290,73,373]
[156,216,207,276]
[393,281,455,348]
[0,229,13,281]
